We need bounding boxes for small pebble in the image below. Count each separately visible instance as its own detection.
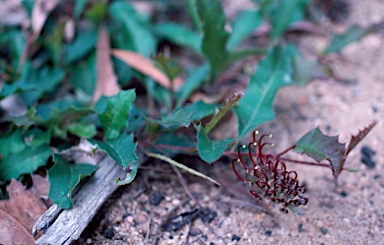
[190,228,202,236]
[298,223,305,232]
[265,230,272,236]
[171,199,180,206]
[86,238,92,244]
[149,192,163,206]
[320,227,328,235]
[201,235,208,241]
[231,234,241,241]
[105,228,115,239]
[340,191,348,197]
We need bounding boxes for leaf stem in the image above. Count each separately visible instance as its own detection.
[141,149,220,185]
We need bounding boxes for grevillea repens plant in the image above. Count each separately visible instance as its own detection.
[231,121,377,214]
[232,131,308,214]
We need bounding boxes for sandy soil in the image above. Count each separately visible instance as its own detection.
[76,1,384,244]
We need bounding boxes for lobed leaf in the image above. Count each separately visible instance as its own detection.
[48,154,97,209]
[154,23,202,53]
[89,132,138,171]
[233,46,296,140]
[151,108,194,128]
[195,124,234,164]
[196,0,231,77]
[98,89,136,140]
[227,10,262,50]
[324,25,368,54]
[294,127,346,179]
[0,145,52,181]
[183,100,216,122]
[346,121,377,155]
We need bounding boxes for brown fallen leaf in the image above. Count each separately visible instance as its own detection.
[112,49,183,90]
[0,210,35,245]
[0,179,47,233]
[30,175,50,198]
[31,0,60,39]
[92,25,121,103]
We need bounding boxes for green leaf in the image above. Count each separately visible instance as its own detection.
[154,23,202,53]
[67,122,97,138]
[324,25,367,54]
[294,127,346,179]
[204,94,241,134]
[0,129,26,157]
[153,54,181,81]
[69,52,96,95]
[293,52,329,86]
[9,107,36,126]
[89,132,138,171]
[20,67,65,106]
[151,108,194,128]
[98,89,136,140]
[73,0,89,19]
[184,100,216,121]
[64,28,98,64]
[176,63,209,106]
[233,46,296,139]
[49,154,97,209]
[108,1,156,57]
[195,124,234,164]
[24,128,51,147]
[0,144,52,181]
[227,10,262,50]
[268,0,310,39]
[185,0,201,31]
[196,0,231,77]
[155,132,196,156]
[0,80,37,99]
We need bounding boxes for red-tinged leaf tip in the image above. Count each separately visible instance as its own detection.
[346,120,378,155]
[294,127,346,179]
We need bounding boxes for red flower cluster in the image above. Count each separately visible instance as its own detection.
[232,131,308,214]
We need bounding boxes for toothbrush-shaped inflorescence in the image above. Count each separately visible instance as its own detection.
[232,131,308,214]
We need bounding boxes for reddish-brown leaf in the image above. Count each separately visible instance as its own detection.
[0,179,47,233]
[92,25,120,103]
[112,49,183,90]
[346,120,378,155]
[0,210,35,245]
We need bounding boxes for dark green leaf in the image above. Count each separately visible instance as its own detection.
[294,127,346,179]
[195,124,234,164]
[233,46,296,139]
[89,132,138,170]
[205,94,241,134]
[0,145,52,181]
[108,1,156,57]
[20,67,65,106]
[0,129,26,157]
[74,0,89,18]
[0,80,37,99]
[64,29,98,64]
[268,0,310,39]
[196,0,231,76]
[176,63,209,106]
[151,108,193,128]
[324,25,367,54]
[67,122,97,138]
[154,23,202,53]
[69,52,96,96]
[98,89,136,140]
[154,132,196,156]
[185,0,201,31]
[49,154,97,209]
[9,107,36,126]
[184,100,216,121]
[24,128,51,147]
[227,10,262,50]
